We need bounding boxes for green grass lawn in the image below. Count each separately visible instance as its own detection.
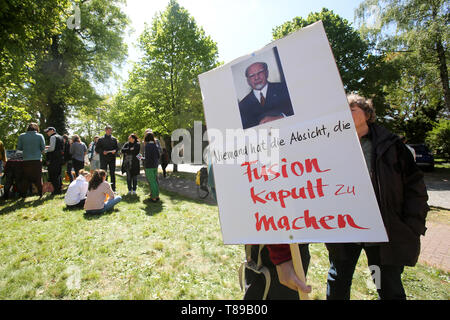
[0,176,448,300]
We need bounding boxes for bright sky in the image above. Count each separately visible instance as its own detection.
[109,0,364,92]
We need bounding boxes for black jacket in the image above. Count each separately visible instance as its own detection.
[63,140,72,162]
[144,142,159,169]
[238,82,294,129]
[121,141,141,176]
[95,134,118,162]
[327,124,429,266]
[47,133,64,163]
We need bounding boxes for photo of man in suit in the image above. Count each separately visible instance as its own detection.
[238,61,294,129]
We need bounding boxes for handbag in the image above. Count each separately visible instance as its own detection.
[42,182,54,193]
[121,155,131,173]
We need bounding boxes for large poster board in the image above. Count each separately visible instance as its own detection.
[199,21,388,245]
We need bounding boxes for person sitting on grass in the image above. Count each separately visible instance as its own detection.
[64,169,91,209]
[84,169,122,214]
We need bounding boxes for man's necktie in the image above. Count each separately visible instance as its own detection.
[260,92,265,106]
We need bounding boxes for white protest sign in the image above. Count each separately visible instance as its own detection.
[199,21,388,245]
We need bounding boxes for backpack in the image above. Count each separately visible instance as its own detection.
[196,167,208,189]
[199,167,208,185]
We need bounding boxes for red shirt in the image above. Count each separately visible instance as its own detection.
[266,244,291,265]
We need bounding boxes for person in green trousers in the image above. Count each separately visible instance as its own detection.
[144,132,160,202]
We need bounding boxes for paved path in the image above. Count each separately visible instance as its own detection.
[118,164,216,205]
[423,173,450,210]
[157,174,217,205]
[419,222,450,272]
[419,171,450,271]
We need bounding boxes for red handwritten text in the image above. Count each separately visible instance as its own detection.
[250,178,328,208]
[255,210,369,231]
[241,158,331,183]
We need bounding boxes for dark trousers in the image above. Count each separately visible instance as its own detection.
[72,159,84,177]
[126,171,137,191]
[100,157,116,191]
[48,160,62,194]
[161,163,168,177]
[66,198,85,209]
[20,160,43,197]
[65,160,73,182]
[244,244,310,300]
[326,243,406,300]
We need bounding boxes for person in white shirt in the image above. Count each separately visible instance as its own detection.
[64,170,91,208]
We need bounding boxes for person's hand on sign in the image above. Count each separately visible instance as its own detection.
[276,259,312,294]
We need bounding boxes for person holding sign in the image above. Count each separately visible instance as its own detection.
[242,243,311,300]
[199,21,401,301]
[203,144,312,299]
[325,94,429,300]
[238,62,294,129]
[95,125,119,192]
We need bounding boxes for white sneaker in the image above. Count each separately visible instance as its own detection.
[127,191,132,195]
[132,191,136,195]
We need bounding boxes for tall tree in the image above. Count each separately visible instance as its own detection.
[0,0,128,139]
[135,0,219,133]
[29,0,129,134]
[272,8,397,116]
[380,51,443,142]
[0,0,68,90]
[110,0,219,166]
[356,0,449,113]
[0,0,70,147]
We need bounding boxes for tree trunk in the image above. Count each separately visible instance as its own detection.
[44,35,67,134]
[48,100,66,134]
[436,38,450,113]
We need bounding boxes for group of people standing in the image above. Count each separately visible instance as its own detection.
[14,124,88,196]
[119,128,168,202]
[63,126,166,211]
[6,123,169,214]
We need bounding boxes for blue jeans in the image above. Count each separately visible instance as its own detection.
[326,243,406,300]
[86,196,122,214]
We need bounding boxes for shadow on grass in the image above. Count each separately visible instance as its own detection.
[142,197,163,216]
[120,174,217,209]
[121,193,141,203]
[83,208,116,220]
[165,171,197,181]
[62,204,84,212]
[160,188,217,208]
[0,193,61,215]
